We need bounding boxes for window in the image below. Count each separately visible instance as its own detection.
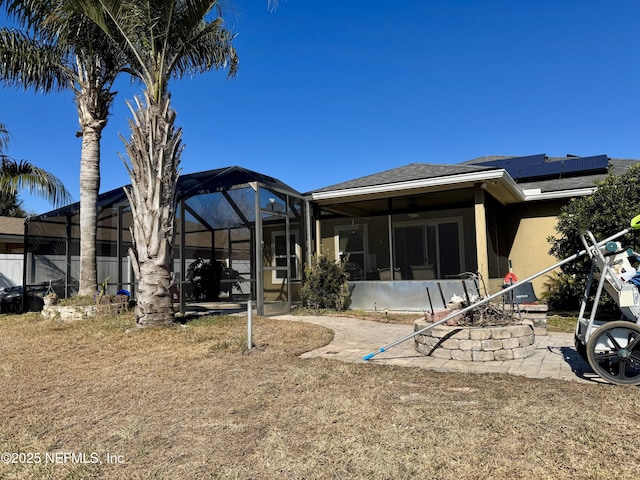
[272,231,300,281]
[335,225,367,280]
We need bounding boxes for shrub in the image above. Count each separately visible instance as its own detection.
[547,164,640,313]
[186,258,222,301]
[300,254,351,311]
[540,272,582,312]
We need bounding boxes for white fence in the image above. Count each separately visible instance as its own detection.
[0,253,23,288]
[22,254,133,295]
[0,254,251,297]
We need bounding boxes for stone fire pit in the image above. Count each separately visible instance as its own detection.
[414,320,536,361]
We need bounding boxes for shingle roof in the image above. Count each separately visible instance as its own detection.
[308,162,496,194]
[0,216,25,236]
[309,156,640,196]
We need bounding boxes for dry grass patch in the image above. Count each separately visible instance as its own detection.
[0,312,639,479]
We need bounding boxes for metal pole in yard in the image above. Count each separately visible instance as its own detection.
[247,300,253,350]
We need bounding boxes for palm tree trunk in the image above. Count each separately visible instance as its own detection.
[78,125,100,296]
[122,93,181,327]
[76,62,113,297]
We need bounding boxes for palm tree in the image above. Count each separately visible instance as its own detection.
[0,0,126,296]
[0,121,71,209]
[72,0,238,326]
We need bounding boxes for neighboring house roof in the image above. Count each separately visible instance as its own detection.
[0,216,25,237]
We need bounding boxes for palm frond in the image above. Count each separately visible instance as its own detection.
[0,158,73,208]
[1,0,53,32]
[168,13,238,78]
[64,0,154,87]
[0,28,70,92]
[77,0,237,101]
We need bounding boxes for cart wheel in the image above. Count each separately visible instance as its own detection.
[574,334,588,363]
[586,321,640,385]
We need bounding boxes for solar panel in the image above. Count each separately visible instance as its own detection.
[514,161,563,180]
[476,154,547,179]
[503,154,547,179]
[477,153,609,181]
[477,154,545,169]
[561,155,609,175]
[504,154,546,168]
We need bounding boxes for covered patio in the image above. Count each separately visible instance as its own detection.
[307,163,521,311]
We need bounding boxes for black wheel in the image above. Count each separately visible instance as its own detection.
[574,334,588,363]
[586,321,640,385]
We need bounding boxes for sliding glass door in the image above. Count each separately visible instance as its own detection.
[394,218,463,279]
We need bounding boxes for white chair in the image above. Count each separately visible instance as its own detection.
[378,268,402,280]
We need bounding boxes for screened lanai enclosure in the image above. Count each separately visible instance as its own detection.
[22,166,308,316]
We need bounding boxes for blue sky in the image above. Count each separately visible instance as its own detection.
[2,0,640,214]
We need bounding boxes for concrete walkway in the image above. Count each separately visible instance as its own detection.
[275,314,609,385]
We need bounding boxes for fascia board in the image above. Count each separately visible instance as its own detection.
[309,170,508,202]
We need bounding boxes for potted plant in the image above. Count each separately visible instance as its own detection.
[43,291,58,306]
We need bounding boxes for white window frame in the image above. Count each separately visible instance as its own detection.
[334,224,369,276]
[271,230,301,282]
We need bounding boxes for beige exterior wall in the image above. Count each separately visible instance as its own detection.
[262,269,300,302]
[502,201,564,297]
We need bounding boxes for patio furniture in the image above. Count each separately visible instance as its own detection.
[378,268,402,280]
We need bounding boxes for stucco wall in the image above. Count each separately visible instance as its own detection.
[503,202,564,297]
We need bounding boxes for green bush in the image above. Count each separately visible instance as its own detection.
[300,254,351,311]
[547,163,640,313]
[540,272,582,312]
